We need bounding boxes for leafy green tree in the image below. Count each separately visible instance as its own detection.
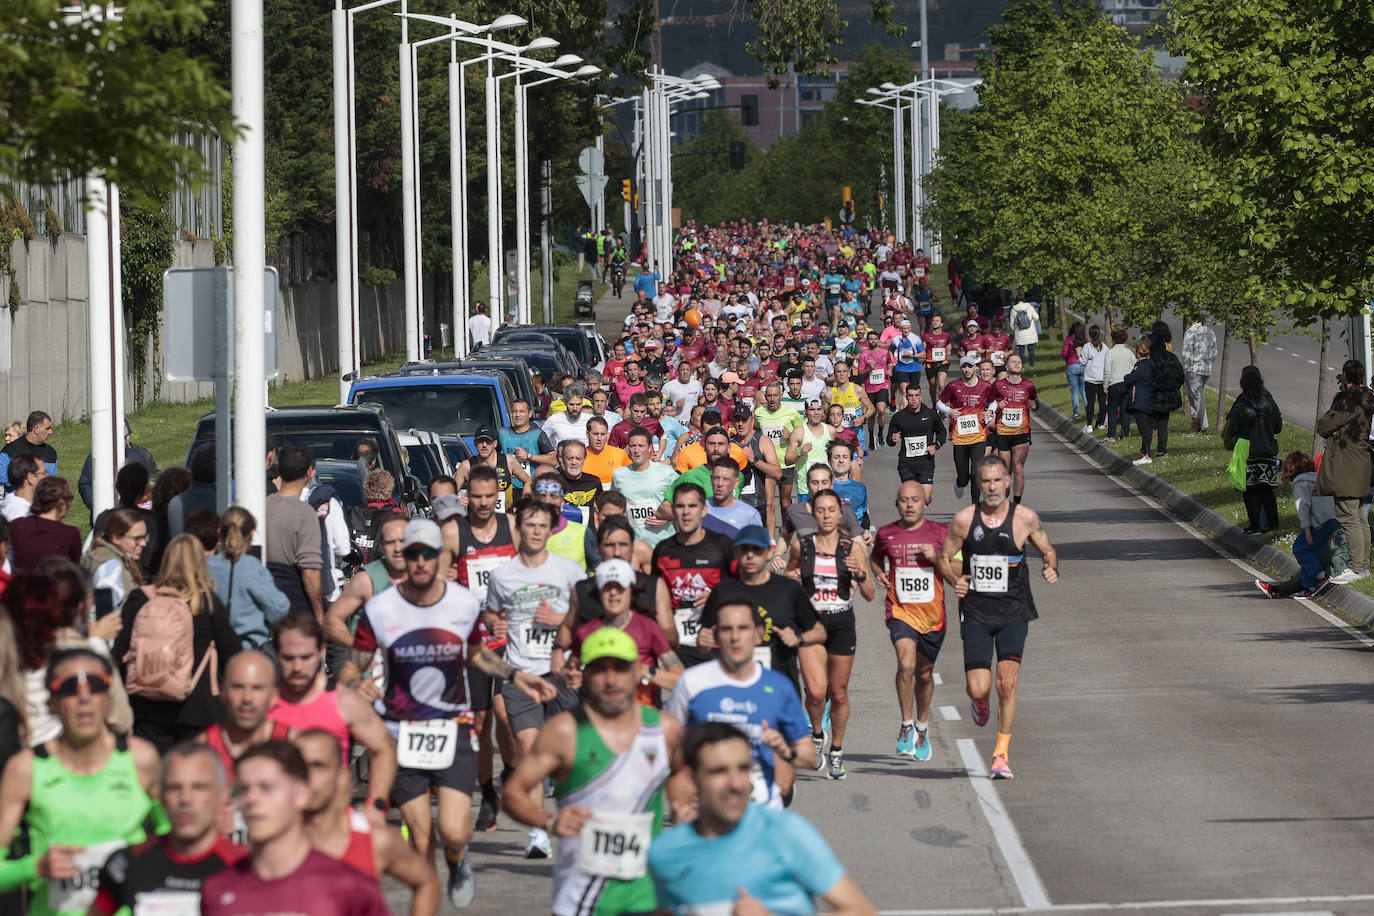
[0,0,233,197]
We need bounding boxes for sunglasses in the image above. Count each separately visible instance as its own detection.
[49,670,112,697]
[403,546,439,561]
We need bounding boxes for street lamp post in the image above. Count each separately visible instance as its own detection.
[860,91,905,243]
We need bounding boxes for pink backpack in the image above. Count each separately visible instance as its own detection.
[122,586,218,702]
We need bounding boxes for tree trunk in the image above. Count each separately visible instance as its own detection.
[1313,315,1331,456]
[1058,286,1068,341]
[1215,321,1231,428]
[1247,328,1259,367]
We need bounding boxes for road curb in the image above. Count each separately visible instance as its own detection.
[1035,401,1374,627]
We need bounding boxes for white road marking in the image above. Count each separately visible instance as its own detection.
[880,897,1363,914]
[1273,346,1285,351]
[1308,359,1317,364]
[1034,417,1374,647]
[934,672,944,686]
[939,705,961,721]
[956,738,1051,911]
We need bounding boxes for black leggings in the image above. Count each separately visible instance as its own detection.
[1136,410,1170,457]
[1085,382,1107,427]
[1243,484,1278,530]
[953,441,987,490]
[1105,383,1129,438]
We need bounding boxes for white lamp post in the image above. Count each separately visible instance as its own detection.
[859,91,905,241]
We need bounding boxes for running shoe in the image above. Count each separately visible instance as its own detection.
[812,734,827,771]
[827,751,847,780]
[954,484,965,499]
[912,727,933,762]
[1132,454,1153,465]
[971,697,990,727]
[474,790,499,832]
[896,724,916,758]
[1329,568,1358,584]
[1253,579,1278,598]
[524,828,552,859]
[1354,571,1371,581]
[1105,436,1116,443]
[1155,451,1168,459]
[989,753,1014,780]
[447,855,476,909]
[1082,424,1093,434]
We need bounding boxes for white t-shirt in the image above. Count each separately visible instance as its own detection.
[800,377,827,401]
[484,554,586,676]
[469,314,493,347]
[662,378,703,419]
[1,493,30,521]
[653,294,677,323]
[541,411,591,447]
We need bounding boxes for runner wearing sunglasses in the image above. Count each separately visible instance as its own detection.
[0,648,163,916]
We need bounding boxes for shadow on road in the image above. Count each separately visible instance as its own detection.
[1262,682,1374,704]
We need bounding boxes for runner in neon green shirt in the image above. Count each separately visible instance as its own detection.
[0,649,164,916]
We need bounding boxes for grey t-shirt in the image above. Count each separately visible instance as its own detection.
[264,493,322,570]
[484,553,586,676]
[786,499,862,539]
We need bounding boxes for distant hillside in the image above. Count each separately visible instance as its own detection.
[628,0,1011,75]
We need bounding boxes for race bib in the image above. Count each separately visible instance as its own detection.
[931,347,946,362]
[895,566,936,604]
[764,426,786,445]
[1001,407,1024,429]
[495,487,508,513]
[626,499,659,526]
[134,892,204,916]
[957,414,981,437]
[230,807,249,846]
[47,840,123,913]
[844,406,863,425]
[970,555,1010,594]
[517,620,557,659]
[464,554,507,604]
[674,608,702,647]
[397,718,459,770]
[868,368,886,386]
[740,475,757,498]
[991,350,1005,366]
[753,646,772,669]
[903,435,927,458]
[577,810,653,881]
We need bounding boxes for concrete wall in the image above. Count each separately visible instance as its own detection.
[0,235,406,422]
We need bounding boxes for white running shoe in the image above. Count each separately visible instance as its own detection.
[524,828,552,859]
[1082,424,1093,434]
[1132,455,1153,466]
[1329,569,1357,585]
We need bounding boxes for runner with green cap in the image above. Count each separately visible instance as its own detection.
[503,626,687,916]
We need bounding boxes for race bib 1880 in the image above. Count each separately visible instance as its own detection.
[957,414,981,437]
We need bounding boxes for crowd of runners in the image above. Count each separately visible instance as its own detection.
[0,220,1061,916]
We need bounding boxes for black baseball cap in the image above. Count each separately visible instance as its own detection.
[474,428,497,442]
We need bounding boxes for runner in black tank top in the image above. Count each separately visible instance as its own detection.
[936,454,1058,782]
[787,489,874,783]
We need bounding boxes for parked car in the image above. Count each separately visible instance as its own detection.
[492,324,603,371]
[400,356,539,411]
[398,428,455,490]
[186,405,425,513]
[348,368,518,452]
[476,341,581,382]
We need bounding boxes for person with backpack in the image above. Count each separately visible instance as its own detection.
[1009,297,1039,368]
[113,533,239,754]
[346,469,405,569]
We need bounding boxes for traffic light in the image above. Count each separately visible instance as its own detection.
[621,179,632,202]
[728,141,746,170]
[842,185,853,206]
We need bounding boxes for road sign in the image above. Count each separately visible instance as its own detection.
[577,174,610,209]
[162,266,281,382]
[578,146,605,175]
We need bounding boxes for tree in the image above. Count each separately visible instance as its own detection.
[0,0,233,197]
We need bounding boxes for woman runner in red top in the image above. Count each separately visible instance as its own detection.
[993,353,1038,505]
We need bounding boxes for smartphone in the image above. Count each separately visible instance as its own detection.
[94,587,115,620]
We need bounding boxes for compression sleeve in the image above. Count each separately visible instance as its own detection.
[0,848,37,892]
[936,401,952,416]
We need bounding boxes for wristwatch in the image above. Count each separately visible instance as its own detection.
[366,796,390,815]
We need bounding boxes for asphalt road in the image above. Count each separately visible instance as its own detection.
[376,287,1374,915]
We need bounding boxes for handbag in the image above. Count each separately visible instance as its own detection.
[1227,437,1250,492]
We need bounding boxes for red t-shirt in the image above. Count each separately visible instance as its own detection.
[939,378,996,445]
[921,331,952,366]
[984,333,1014,366]
[872,519,949,632]
[603,358,627,384]
[201,849,390,916]
[993,378,1038,435]
[572,615,671,667]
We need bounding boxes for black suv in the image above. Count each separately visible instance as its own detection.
[186,405,425,513]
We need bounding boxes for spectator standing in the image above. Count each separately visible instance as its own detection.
[91,462,160,578]
[1181,317,1218,433]
[1080,325,1109,434]
[168,446,218,538]
[1103,327,1135,442]
[1123,340,1157,465]
[1314,360,1374,583]
[11,476,81,569]
[1009,298,1040,367]
[469,300,494,348]
[77,417,159,510]
[1062,322,1086,421]
[81,507,147,610]
[264,445,325,620]
[0,410,57,487]
[0,606,24,770]
[206,507,291,651]
[2,454,44,521]
[112,534,239,752]
[1223,366,1283,534]
[147,466,191,574]
[3,422,21,444]
[1148,323,1186,459]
